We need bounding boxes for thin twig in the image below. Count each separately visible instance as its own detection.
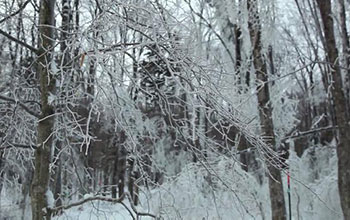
[282,126,338,141]
[0,0,31,24]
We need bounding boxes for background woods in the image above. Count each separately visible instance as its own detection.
[0,0,349,219]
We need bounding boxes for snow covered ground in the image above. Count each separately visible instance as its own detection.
[0,145,344,220]
[53,203,151,220]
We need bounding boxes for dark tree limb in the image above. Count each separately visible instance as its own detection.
[0,0,31,24]
[0,95,40,118]
[282,126,339,141]
[49,194,125,212]
[0,29,39,54]
[0,142,37,150]
[47,193,156,219]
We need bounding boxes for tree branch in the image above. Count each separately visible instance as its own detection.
[0,0,31,24]
[0,142,37,150]
[0,94,40,118]
[126,192,157,219]
[234,126,339,155]
[0,29,39,53]
[49,194,126,212]
[282,126,339,141]
[49,193,156,219]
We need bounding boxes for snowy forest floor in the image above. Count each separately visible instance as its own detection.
[0,144,343,220]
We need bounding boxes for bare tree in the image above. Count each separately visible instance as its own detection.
[30,0,56,219]
[337,0,350,104]
[316,0,350,218]
[247,0,286,219]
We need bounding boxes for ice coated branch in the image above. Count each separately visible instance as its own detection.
[48,193,156,219]
[0,29,39,53]
[0,94,40,118]
[0,0,31,24]
[0,142,37,150]
[282,126,339,141]
[49,194,125,212]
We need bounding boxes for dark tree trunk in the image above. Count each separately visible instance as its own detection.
[102,166,109,196]
[338,0,350,106]
[30,1,56,219]
[118,164,125,198]
[247,0,286,219]
[52,160,62,215]
[127,158,140,206]
[316,0,350,218]
[111,147,119,199]
[0,151,3,196]
[117,149,126,198]
[51,0,72,211]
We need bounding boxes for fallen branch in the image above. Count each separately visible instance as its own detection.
[48,193,157,219]
[49,194,126,212]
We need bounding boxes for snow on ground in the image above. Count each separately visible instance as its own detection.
[0,145,344,219]
[0,189,26,219]
[55,145,343,220]
[53,202,150,220]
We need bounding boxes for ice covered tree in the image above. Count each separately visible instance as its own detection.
[30,0,56,219]
[316,0,350,218]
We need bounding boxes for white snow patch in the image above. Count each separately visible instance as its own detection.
[83,193,94,200]
[48,93,56,105]
[46,189,55,209]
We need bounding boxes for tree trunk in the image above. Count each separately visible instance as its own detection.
[0,151,4,196]
[111,146,119,199]
[127,157,140,206]
[30,1,56,219]
[247,0,286,219]
[118,150,126,198]
[316,0,350,219]
[21,169,32,220]
[51,0,72,212]
[338,0,350,106]
[53,159,62,214]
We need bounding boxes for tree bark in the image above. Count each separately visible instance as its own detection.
[338,0,350,106]
[0,150,3,196]
[30,0,56,219]
[127,157,140,206]
[51,0,72,211]
[316,0,350,219]
[247,0,287,219]
[111,146,120,199]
